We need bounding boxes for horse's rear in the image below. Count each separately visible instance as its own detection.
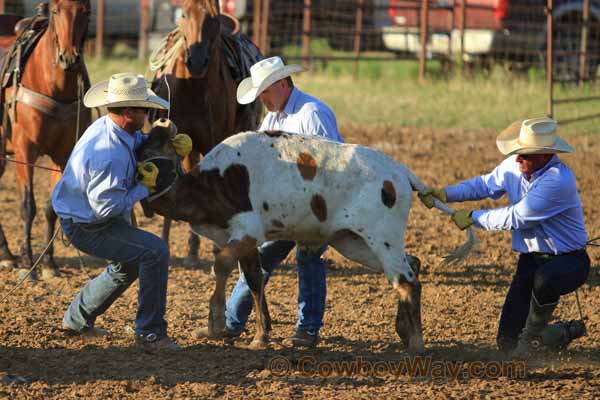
[149,0,262,266]
[0,1,92,278]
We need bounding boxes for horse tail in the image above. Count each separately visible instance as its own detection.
[404,166,478,265]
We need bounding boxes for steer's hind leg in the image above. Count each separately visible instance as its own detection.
[394,256,424,353]
[239,250,271,349]
[208,235,258,337]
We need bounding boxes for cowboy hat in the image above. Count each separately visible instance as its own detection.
[83,72,169,110]
[496,117,574,155]
[236,56,305,105]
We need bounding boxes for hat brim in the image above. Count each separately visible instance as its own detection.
[236,64,305,105]
[496,120,575,155]
[83,79,169,110]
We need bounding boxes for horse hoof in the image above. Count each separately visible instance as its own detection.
[17,268,38,282]
[183,254,199,269]
[41,267,60,280]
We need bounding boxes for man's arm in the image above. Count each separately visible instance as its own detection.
[445,158,510,202]
[86,159,149,220]
[471,175,573,231]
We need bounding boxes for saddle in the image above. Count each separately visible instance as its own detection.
[0,5,49,178]
[0,12,48,91]
[150,12,263,84]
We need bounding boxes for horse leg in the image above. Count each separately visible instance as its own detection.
[39,166,63,278]
[0,224,17,268]
[15,158,36,279]
[0,134,17,268]
[161,217,171,245]
[184,230,200,268]
[208,236,256,337]
[182,151,200,268]
[239,249,271,349]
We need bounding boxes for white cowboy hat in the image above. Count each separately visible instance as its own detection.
[496,117,574,155]
[83,72,169,110]
[236,56,305,105]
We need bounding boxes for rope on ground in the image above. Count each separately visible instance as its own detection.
[0,226,60,304]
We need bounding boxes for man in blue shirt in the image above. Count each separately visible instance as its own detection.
[420,117,590,357]
[52,73,192,351]
[196,56,343,348]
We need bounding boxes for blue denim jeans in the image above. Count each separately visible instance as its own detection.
[496,249,590,352]
[225,240,327,334]
[60,217,170,339]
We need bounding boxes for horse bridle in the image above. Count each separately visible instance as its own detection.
[48,1,90,68]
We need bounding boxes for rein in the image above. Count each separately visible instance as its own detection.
[0,156,61,172]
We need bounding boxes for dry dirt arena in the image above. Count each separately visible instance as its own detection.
[0,125,599,399]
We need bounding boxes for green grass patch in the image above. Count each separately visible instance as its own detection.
[86,48,600,135]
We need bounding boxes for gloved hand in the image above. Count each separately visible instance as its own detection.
[418,187,447,209]
[171,133,193,157]
[137,161,159,193]
[451,210,474,230]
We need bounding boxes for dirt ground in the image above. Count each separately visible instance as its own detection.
[0,125,599,399]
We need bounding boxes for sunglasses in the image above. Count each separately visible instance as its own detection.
[130,107,150,114]
[518,154,536,160]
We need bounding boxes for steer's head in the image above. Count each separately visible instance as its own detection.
[392,255,424,353]
[137,118,183,220]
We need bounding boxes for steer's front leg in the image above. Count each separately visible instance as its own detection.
[239,250,271,349]
[208,235,258,337]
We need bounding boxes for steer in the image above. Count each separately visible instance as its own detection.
[139,120,477,352]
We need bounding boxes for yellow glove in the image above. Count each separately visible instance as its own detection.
[451,210,474,230]
[171,133,193,157]
[418,187,447,209]
[137,161,159,193]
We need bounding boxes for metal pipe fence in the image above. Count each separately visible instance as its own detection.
[2,0,599,124]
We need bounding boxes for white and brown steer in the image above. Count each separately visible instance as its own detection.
[139,125,477,352]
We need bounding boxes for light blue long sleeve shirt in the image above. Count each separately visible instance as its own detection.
[259,87,344,143]
[51,116,150,224]
[445,155,587,254]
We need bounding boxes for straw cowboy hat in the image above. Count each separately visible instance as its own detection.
[496,117,574,155]
[236,56,304,105]
[84,72,169,109]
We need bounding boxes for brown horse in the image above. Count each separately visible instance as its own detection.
[0,0,91,278]
[150,0,261,266]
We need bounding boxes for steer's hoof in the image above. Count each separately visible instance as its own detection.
[194,326,242,341]
[194,326,223,339]
[248,336,269,350]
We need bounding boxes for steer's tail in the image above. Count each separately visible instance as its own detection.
[402,166,478,265]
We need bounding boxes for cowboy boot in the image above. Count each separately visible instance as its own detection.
[512,295,557,358]
[541,320,586,351]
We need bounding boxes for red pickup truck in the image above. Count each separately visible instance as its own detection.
[382,0,600,80]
